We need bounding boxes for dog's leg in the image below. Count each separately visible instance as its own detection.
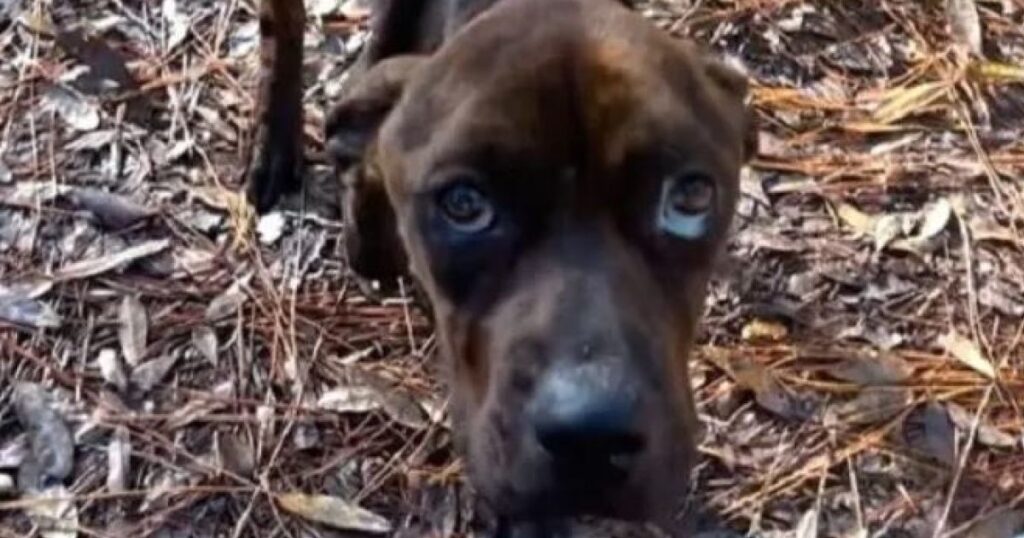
[245,0,306,214]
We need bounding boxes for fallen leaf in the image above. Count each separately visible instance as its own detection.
[319,386,387,414]
[0,473,13,495]
[130,355,179,393]
[830,353,913,386]
[216,433,254,477]
[69,188,156,230]
[96,349,128,392]
[106,426,131,493]
[938,330,996,379]
[966,510,1024,538]
[741,319,788,343]
[118,295,148,367]
[0,295,62,329]
[836,202,878,236]
[53,239,170,282]
[43,85,99,131]
[872,82,950,124]
[162,0,191,50]
[205,276,251,321]
[54,28,152,124]
[0,435,28,468]
[13,383,74,488]
[277,492,391,534]
[794,507,819,538]
[947,403,1018,448]
[946,0,983,55]
[917,198,953,240]
[903,402,956,465]
[825,387,912,427]
[24,485,78,538]
[192,326,219,366]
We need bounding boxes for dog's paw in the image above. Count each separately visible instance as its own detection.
[245,135,302,215]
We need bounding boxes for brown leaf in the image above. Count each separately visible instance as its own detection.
[946,0,983,55]
[277,492,392,534]
[836,202,878,236]
[903,402,956,465]
[0,295,62,329]
[118,296,148,367]
[53,239,170,282]
[947,403,1018,448]
[13,383,74,488]
[205,277,250,321]
[191,326,219,366]
[740,319,788,343]
[825,387,912,427]
[216,433,254,477]
[106,426,131,493]
[96,349,128,392]
[938,330,996,379]
[830,353,913,386]
[130,355,179,393]
[24,485,78,538]
[69,188,156,230]
[966,510,1024,538]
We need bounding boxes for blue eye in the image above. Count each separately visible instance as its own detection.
[437,182,495,234]
[657,173,715,239]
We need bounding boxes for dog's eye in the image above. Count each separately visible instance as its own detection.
[437,183,495,233]
[657,173,714,239]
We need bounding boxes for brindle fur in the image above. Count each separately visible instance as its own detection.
[246,1,757,535]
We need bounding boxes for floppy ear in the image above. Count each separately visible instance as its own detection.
[325,55,425,287]
[701,55,759,163]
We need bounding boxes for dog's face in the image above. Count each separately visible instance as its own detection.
[327,0,756,532]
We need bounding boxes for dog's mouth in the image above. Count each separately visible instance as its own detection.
[495,516,671,538]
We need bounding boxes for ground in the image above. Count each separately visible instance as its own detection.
[1,0,1023,537]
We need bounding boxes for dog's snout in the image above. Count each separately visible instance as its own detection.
[528,361,645,467]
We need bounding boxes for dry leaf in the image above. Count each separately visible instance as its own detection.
[0,473,13,495]
[947,403,1018,448]
[825,387,912,427]
[0,435,28,468]
[70,188,156,230]
[53,239,170,282]
[192,326,219,366]
[43,85,99,131]
[917,198,953,240]
[0,295,62,329]
[741,319,788,342]
[837,202,877,236]
[830,353,913,386]
[13,383,74,488]
[24,485,78,538]
[118,295,147,367]
[319,386,387,414]
[794,507,819,538]
[130,355,179,393]
[277,492,392,534]
[257,211,285,245]
[106,426,131,493]
[872,82,949,124]
[206,277,250,321]
[96,348,128,392]
[216,433,254,477]
[903,402,956,465]
[966,510,1024,538]
[971,61,1024,83]
[946,0,983,55]
[938,330,996,379]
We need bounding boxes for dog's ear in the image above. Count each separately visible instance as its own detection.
[701,56,759,163]
[325,55,425,288]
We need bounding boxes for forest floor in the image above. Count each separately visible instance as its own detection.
[1,0,1024,537]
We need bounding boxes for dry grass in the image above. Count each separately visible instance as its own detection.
[1,0,1023,537]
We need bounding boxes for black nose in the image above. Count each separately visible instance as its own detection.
[528,362,645,466]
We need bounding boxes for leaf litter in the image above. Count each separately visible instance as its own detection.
[3,0,1024,536]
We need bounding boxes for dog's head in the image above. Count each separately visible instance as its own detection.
[327,0,756,532]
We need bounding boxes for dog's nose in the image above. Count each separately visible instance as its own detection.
[528,362,645,464]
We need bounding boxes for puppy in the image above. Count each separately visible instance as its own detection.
[246,0,757,535]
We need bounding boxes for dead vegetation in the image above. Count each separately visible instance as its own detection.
[0,0,1022,537]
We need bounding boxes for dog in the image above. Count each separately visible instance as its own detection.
[245,0,757,535]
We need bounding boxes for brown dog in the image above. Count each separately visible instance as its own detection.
[246,0,757,536]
